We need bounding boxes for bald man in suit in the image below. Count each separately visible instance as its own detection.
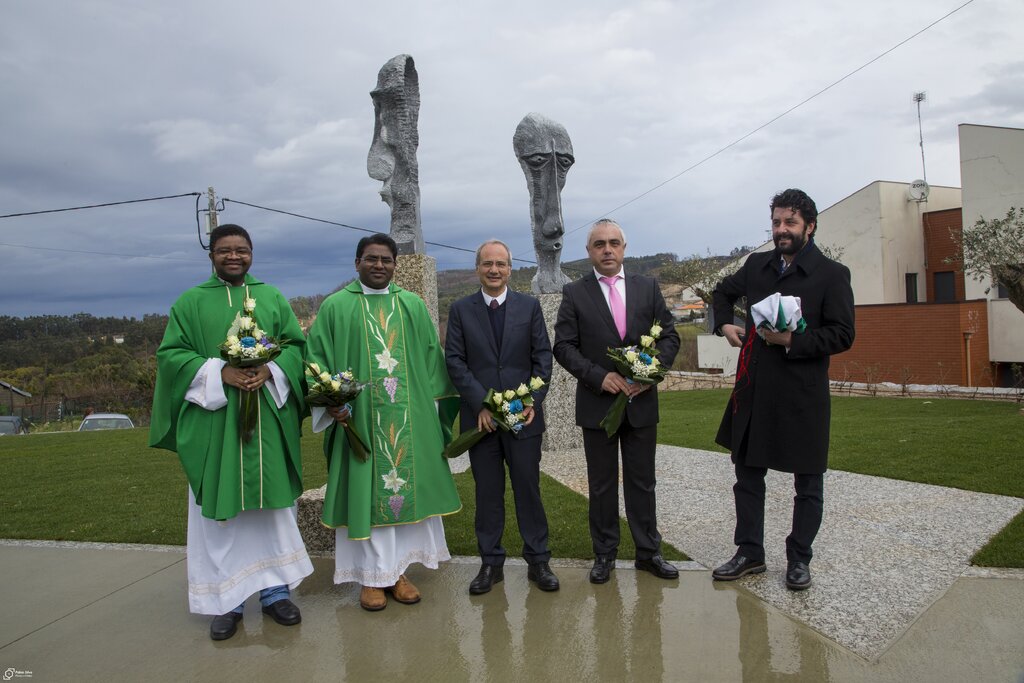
[553,219,680,584]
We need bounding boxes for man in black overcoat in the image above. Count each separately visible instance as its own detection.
[711,189,855,590]
[445,239,559,594]
[553,219,680,584]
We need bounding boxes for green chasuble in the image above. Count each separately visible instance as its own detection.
[149,274,307,521]
[305,281,461,540]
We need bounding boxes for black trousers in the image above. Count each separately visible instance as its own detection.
[469,432,550,565]
[733,460,824,564]
[582,417,661,561]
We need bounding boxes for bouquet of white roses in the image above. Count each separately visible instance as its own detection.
[443,376,547,459]
[218,296,283,443]
[303,362,370,462]
[599,321,667,437]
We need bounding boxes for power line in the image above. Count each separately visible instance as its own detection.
[0,192,202,219]
[223,197,543,266]
[0,241,360,268]
[566,0,977,235]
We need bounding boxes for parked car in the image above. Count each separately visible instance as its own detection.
[78,413,135,431]
[0,416,28,435]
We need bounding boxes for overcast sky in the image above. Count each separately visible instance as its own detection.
[2,0,1022,317]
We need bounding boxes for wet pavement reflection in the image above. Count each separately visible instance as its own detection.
[2,545,1023,682]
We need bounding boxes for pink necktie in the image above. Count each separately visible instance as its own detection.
[600,275,626,340]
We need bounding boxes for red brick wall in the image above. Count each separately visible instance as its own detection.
[831,300,994,387]
[923,208,965,302]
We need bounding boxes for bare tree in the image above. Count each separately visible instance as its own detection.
[661,252,740,305]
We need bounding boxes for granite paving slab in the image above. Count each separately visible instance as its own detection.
[539,445,1024,659]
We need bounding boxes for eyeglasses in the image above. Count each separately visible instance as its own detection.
[359,255,395,265]
[212,247,252,257]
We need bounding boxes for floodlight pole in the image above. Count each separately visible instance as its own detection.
[913,92,927,184]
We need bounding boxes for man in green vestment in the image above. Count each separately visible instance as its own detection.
[305,233,460,612]
[150,224,313,640]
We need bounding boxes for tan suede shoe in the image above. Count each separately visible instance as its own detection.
[359,586,387,611]
[385,575,421,604]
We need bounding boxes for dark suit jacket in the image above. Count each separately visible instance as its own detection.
[553,272,680,430]
[444,290,552,439]
[712,242,855,474]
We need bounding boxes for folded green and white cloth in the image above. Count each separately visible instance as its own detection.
[751,293,806,337]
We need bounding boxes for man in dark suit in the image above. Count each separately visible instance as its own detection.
[445,239,559,594]
[553,219,680,584]
[711,188,855,591]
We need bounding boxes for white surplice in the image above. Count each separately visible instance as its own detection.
[313,281,452,587]
[183,359,313,615]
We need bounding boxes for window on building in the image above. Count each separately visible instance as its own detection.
[934,271,956,302]
[996,281,1009,299]
[905,273,918,303]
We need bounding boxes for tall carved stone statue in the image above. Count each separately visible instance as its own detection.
[368,54,424,255]
[513,113,575,294]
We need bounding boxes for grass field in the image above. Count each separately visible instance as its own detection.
[2,391,1020,565]
[0,428,685,562]
[658,390,1024,566]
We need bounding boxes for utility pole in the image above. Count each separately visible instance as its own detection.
[207,186,218,275]
[207,186,218,237]
[913,92,927,184]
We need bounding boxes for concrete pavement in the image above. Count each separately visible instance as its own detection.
[2,541,1023,682]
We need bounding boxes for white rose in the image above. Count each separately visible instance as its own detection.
[640,335,654,348]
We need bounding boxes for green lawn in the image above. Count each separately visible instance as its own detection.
[0,428,685,562]
[2,392,1020,565]
[658,390,1024,566]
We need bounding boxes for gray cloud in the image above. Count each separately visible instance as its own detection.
[1,0,1021,317]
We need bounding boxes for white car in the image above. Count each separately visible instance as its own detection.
[78,413,135,431]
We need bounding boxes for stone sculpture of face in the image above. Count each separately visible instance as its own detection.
[513,113,575,294]
[368,54,424,255]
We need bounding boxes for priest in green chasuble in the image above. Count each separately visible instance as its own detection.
[149,224,312,641]
[305,233,460,611]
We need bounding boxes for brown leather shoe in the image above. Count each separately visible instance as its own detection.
[385,574,421,604]
[359,586,387,611]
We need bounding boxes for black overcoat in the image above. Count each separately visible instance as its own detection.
[713,242,855,474]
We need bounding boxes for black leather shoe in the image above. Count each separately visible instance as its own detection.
[635,555,679,579]
[527,562,560,591]
[712,553,767,581]
[262,598,301,626]
[210,612,242,641]
[589,557,615,584]
[785,561,812,590]
[469,564,504,595]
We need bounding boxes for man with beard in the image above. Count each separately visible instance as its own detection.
[150,224,311,640]
[710,189,855,591]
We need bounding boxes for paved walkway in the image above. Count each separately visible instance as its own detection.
[2,446,1023,681]
[537,446,1024,659]
[2,541,1023,682]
